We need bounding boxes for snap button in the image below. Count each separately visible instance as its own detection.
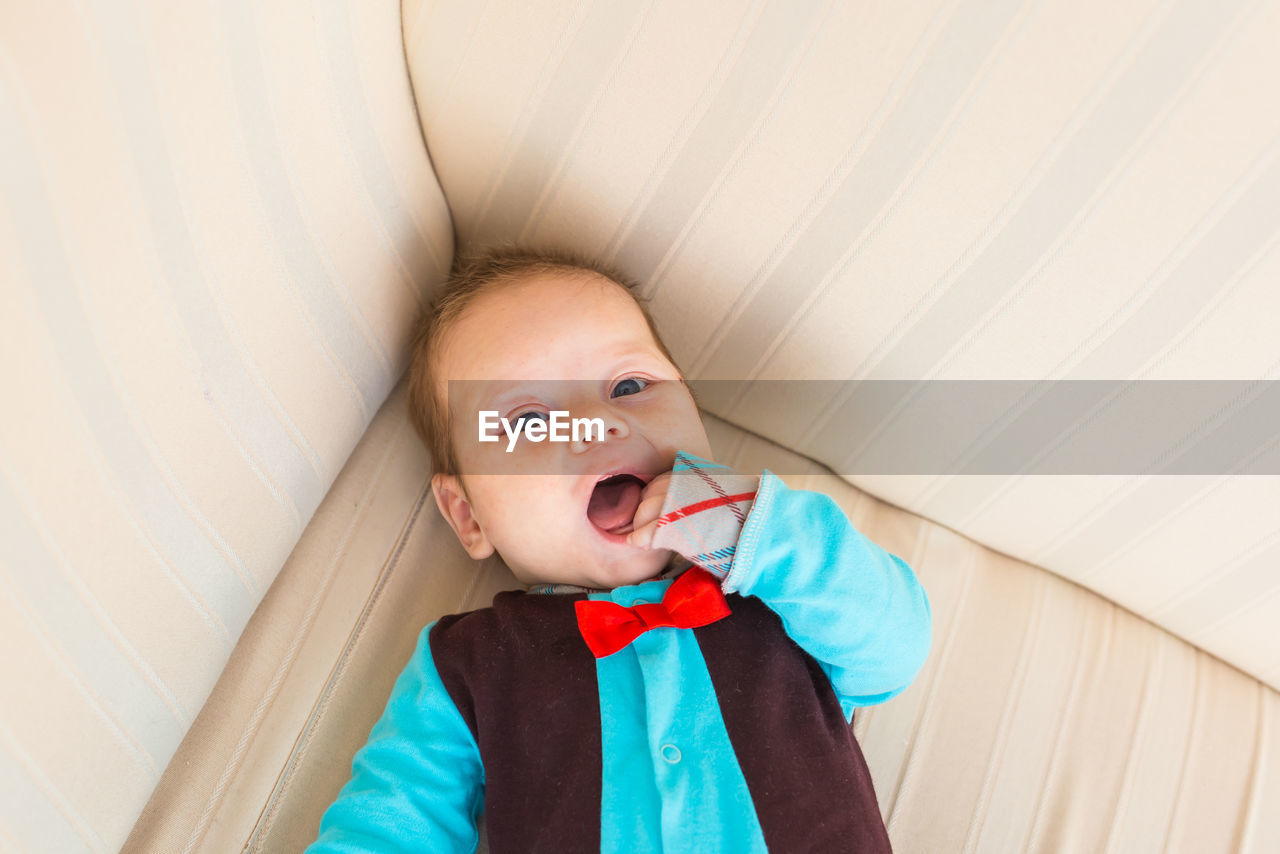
[660,744,681,764]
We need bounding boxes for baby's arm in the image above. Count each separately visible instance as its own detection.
[306,621,484,853]
[635,451,933,720]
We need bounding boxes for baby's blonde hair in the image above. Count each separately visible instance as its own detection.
[406,245,685,476]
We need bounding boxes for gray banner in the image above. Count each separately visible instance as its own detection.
[446,380,1280,474]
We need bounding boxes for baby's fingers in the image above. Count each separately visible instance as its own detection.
[630,489,667,530]
[626,519,660,549]
[629,473,670,526]
[627,471,672,549]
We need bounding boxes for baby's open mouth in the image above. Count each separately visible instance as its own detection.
[587,473,646,535]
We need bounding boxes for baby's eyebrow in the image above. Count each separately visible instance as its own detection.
[471,377,639,409]
[478,383,524,409]
[448,380,519,413]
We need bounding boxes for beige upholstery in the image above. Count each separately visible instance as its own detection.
[3,0,1279,851]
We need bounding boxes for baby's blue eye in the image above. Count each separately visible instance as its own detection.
[611,378,648,398]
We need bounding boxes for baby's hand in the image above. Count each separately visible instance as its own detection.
[625,471,671,549]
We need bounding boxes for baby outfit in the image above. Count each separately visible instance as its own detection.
[308,452,933,853]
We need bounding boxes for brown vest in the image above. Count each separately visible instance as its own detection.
[430,590,893,853]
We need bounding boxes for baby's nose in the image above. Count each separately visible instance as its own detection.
[568,404,629,449]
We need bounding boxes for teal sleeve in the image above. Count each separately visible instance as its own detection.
[723,471,933,719]
[306,621,485,853]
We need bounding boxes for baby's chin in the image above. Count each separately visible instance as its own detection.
[601,548,676,588]
[516,546,674,591]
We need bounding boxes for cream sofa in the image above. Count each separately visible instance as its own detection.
[3,0,1279,851]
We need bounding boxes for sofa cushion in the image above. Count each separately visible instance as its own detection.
[0,1,449,849]
[402,0,1280,690]
[125,377,1280,852]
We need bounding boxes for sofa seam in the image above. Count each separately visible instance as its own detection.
[245,462,434,850]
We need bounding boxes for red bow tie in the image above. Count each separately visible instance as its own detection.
[574,567,732,658]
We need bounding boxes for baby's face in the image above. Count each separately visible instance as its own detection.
[430,271,712,589]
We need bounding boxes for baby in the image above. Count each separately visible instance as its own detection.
[308,248,933,853]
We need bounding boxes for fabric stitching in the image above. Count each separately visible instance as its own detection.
[246,477,434,851]
[723,469,777,594]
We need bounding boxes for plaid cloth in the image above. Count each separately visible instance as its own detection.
[650,451,759,579]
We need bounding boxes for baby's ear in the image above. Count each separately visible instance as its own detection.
[431,472,495,560]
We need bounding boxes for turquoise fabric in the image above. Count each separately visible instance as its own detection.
[726,469,934,720]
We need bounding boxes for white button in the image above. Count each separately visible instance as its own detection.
[632,598,649,606]
[660,744,681,764]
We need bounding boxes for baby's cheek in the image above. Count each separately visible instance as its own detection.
[524,509,582,559]
[489,489,561,543]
